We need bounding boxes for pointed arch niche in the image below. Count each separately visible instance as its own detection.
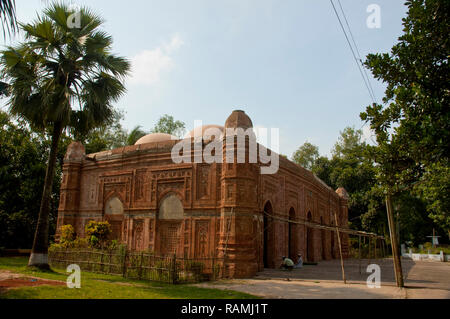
[157,193,184,256]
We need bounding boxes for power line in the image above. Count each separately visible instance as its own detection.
[329,0,377,105]
[263,210,384,239]
[336,0,378,104]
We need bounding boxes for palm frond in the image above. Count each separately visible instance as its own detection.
[1,2,131,136]
[127,125,147,145]
[0,0,17,38]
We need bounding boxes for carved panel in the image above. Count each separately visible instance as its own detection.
[122,220,128,243]
[100,173,132,206]
[134,169,149,202]
[133,220,144,251]
[197,164,210,199]
[148,220,154,244]
[195,221,209,258]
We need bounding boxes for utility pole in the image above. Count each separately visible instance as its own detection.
[396,208,400,246]
[333,211,346,284]
[386,193,404,287]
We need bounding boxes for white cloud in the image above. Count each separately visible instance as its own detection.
[128,34,184,86]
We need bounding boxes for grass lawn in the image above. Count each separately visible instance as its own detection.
[0,257,258,299]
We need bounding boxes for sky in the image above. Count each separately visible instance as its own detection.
[2,0,408,158]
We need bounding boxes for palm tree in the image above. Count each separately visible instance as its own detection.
[0,0,17,96]
[127,125,147,145]
[0,3,130,269]
[0,0,17,38]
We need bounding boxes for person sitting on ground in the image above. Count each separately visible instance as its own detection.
[280,256,294,271]
[294,254,303,269]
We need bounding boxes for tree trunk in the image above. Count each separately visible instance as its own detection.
[28,121,63,269]
[385,193,404,287]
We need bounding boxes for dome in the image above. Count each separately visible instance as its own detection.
[224,110,253,130]
[336,187,349,200]
[184,124,224,141]
[134,133,177,145]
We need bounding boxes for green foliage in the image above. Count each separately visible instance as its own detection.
[59,224,75,247]
[0,2,130,262]
[360,0,449,234]
[332,127,365,160]
[79,109,128,154]
[126,125,147,145]
[1,2,130,134]
[85,221,112,248]
[292,142,319,170]
[414,161,450,230]
[151,114,186,138]
[0,111,62,248]
[0,0,18,37]
[361,0,449,165]
[305,127,382,233]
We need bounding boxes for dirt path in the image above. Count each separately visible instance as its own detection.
[0,270,66,290]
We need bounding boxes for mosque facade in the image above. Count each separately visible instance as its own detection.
[57,110,349,278]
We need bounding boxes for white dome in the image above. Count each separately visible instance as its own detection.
[135,133,177,145]
[184,124,224,141]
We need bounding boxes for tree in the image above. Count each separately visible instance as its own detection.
[151,114,185,138]
[292,142,319,170]
[0,3,130,268]
[362,0,449,167]
[0,0,17,96]
[0,0,17,37]
[414,162,450,232]
[0,111,49,248]
[127,125,147,145]
[332,127,364,160]
[310,127,379,232]
[78,109,128,154]
[360,0,450,287]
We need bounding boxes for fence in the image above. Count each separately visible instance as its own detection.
[48,247,223,284]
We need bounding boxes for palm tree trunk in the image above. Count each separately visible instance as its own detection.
[28,121,63,269]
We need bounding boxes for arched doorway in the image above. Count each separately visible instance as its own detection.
[104,196,124,241]
[288,208,296,260]
[263,201,274,268]
[157,193,184,256]
[306,211,314,262]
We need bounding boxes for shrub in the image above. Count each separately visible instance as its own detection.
[85,220,112,248]
[58,224,76,248]
[73,237,89,248]
[108,239,118,250]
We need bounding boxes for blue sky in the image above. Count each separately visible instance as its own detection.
[3,0,407,158]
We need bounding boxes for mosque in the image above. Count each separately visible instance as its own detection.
[57,110,349,278]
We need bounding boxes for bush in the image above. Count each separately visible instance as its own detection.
[85,221,112,248]
[59,224,76,247]
[73,237,89,248]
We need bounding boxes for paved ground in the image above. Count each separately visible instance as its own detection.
[196,258,450,299]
